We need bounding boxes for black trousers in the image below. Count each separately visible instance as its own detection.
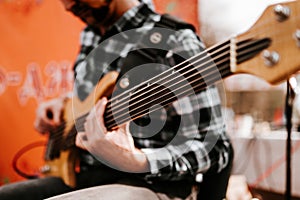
[197,145,234,200]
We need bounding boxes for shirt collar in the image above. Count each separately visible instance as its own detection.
[103,3,156,38]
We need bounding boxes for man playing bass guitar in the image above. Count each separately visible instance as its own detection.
[0,0,233,199]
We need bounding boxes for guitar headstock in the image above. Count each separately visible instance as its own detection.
[232,0,300,85]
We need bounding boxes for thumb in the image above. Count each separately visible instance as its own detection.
[76,132,87,150]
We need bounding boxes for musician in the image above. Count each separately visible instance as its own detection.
[0,0,233,199]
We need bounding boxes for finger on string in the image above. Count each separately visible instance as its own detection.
[118,122,135,151]
[95,97,108,131]
[118,123,128,134]
[125,123,135,151]
[95,97,108,111]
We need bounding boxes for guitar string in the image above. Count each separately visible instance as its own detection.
[55,20,272,131]
[105,41,229,111]
[50,16,282,143]
[53,58,255,149]
[103,39,270,128]
[105,11,293,111]
[85,38,269,131]
[51,40,261,145]
[48,41,228,144]
[105,12,300,120]
[105,48,266,130]
[104,38,266,123]
[104,51,229,125]
[74,59,232,133]
[110,11,300,122]
[104,42,229,117]
[46,39,231,142]
[48,38,270,145]
[103,21,282,117]
[49,35,271,146]
[50,46,231,145]
[96,3,298,118]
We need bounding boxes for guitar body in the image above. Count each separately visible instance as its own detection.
[41,71,119,187]
[41,150,78,187]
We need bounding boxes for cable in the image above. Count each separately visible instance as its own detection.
[12,140,46,179]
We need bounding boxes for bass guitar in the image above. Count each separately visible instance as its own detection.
[40,0,300,187]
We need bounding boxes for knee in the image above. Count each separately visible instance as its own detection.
[95,184,159,200]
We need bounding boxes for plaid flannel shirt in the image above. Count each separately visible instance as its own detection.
[74,3,232,182]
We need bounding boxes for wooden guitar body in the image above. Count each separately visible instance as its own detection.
[40,71,119,187]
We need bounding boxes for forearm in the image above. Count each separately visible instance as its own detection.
[89,139,150,173]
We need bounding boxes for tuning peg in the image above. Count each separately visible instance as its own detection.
[294,29,300,47]
[274,4,290,22]
[262,50,280,66]
[40,164,51,173]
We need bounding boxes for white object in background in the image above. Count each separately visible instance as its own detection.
[198,0,290,91]
[198,0,290,46]
[233,115,254,137]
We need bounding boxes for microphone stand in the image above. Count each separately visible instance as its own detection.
[285,79,296,200]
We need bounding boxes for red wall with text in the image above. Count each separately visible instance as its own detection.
[0,0,199,184]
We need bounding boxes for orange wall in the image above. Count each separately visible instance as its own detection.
[0,0,84,184]
[0,0,199,185]
[153,0,200,33]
